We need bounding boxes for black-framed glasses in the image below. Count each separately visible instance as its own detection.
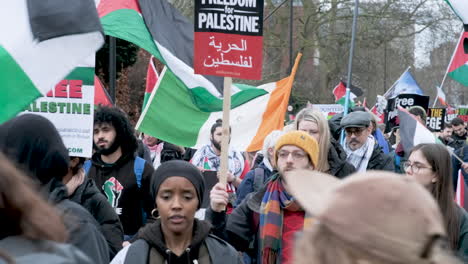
[403,161,433,173]
[345,127,366,136]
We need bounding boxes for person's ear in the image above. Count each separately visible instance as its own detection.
[431,177,438,183]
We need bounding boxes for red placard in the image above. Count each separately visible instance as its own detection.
[194,32,262,80]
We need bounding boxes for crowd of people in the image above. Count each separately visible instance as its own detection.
[1,104,468,264]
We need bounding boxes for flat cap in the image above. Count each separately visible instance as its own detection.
[340,111,371,128]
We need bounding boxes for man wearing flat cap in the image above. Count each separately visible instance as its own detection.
[341,111,394,172]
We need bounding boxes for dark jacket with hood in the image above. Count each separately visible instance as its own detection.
[328,139,356,178]
[0,114,110,264]
[111,219,242,264]
[87,152,154,236]
[70,177,124,258]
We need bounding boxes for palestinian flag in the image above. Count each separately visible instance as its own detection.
[447,31,468,86]
[98,0,265,112]
[136,54,302,152]
[456,169,468,211]
[94,75,113,106]
[143,56,159,109]
[0,0,104,123]
[398,106,436,153]
[333,81,363,107]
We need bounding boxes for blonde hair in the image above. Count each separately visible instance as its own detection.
[294,108,330,172]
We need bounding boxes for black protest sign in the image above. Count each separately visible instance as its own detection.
[384,94,430,133]
[426,108,445,132]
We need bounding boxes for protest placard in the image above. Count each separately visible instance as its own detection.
[426,108,446,132]
[194,0,264,80]
[384,94,429,133]
[21,74,94,158]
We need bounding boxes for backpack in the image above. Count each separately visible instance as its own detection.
[83,156,145,188]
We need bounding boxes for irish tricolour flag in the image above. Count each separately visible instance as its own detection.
[98,0,267,112]
[136,54,302,152]
[0,0,104,123]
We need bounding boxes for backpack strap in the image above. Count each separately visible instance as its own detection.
[83,160,92,175]
[124,239,150,264]
[134,157,145,189]
[252,168,265,192]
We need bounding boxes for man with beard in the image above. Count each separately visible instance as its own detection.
[341,111,394,172]
[87,106,154,240]
[190,119,246,211]
[207,131,318,263]
[452,117,468,142]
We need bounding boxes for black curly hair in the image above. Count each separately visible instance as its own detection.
[94,106,137,154]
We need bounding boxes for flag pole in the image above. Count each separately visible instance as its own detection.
[433,30,463,107]
[109,36,117,104]
[219,77,232,187]
[432,86,439,108]
[340,0,359,145]
[440,30,463,92]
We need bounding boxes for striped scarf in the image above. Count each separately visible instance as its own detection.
[259,175,313,264]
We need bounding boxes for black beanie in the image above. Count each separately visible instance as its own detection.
[151,160,205,209]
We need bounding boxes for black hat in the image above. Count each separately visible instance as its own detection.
[150,160,205,209]
[340,111,372,129]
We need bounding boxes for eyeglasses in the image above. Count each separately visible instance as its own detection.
[345,127,366,136]
[403,161,433,173]
[277,150,307,161]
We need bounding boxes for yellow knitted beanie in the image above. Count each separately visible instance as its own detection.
[274,130,319,167]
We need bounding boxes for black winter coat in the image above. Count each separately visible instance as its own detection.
[46,178,110,264]
[328,139,356,178]
[70,178,124,259]
[367,143,394,171]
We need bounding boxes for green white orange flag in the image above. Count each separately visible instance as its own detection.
[136,54,302,152]
[97,0,266,112]
[0,0,104,123]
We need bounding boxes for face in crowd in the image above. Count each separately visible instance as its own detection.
[404,150,436,187]
[440,126,453,141]
[345,125,372,151]
[144,134,159,147]
[210,126,223,151]
[452,123,466,137]
[156,176,198,235]
[298,120,320,142]
[93,122,118,154]
[276,145,314,176]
